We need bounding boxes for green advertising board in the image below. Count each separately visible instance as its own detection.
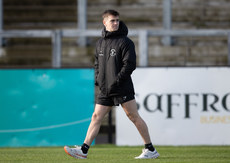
[0,69,94,147]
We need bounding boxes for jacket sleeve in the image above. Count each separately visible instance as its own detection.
[116,40,136,85]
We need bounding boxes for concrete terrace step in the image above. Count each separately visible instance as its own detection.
[1,0,230,67]
[4,5,77,29]
[4,0,230,29]
[0,45,95,67]
[3,0,76,6]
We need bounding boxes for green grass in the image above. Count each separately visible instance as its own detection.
[0,145,229,163]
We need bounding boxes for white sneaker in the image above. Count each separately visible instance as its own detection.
[64,145,87,159]
[135,148,160,159]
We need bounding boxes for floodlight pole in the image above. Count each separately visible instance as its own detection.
[139,30,148,67]
[52,30,62,68]
[162,0,172,46]
[77,0,87,46]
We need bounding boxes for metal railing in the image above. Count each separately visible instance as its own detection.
[1,29,230,67]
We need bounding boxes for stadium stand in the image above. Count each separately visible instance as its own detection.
[0,0,229,67]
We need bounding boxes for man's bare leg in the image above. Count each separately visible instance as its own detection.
[121,99,151,144]
[84,104,112,146]
[121,99,160,159]
[64,104,111,158]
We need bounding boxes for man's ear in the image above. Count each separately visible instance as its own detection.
[103,19,106,26]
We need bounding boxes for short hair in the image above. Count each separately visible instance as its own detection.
[102,9,119,19]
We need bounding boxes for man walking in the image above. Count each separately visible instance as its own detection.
[64,9,159,159]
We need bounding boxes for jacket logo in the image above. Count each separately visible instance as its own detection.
[99,51,104,57]
[110,49,116,56]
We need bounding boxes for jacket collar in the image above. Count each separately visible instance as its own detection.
[102,21,128,38]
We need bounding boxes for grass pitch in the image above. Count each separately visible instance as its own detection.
[0,145,229,163]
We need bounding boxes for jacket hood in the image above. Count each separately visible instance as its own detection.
[102,21,128,38]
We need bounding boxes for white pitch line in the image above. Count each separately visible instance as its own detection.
[0,117,91,133]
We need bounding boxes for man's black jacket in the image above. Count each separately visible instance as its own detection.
[95,21,136,96]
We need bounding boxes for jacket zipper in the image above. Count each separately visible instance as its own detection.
[101,38,109,96]
[101,38,113,96]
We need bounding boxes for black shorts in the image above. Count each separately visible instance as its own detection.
[96,93,135,106]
